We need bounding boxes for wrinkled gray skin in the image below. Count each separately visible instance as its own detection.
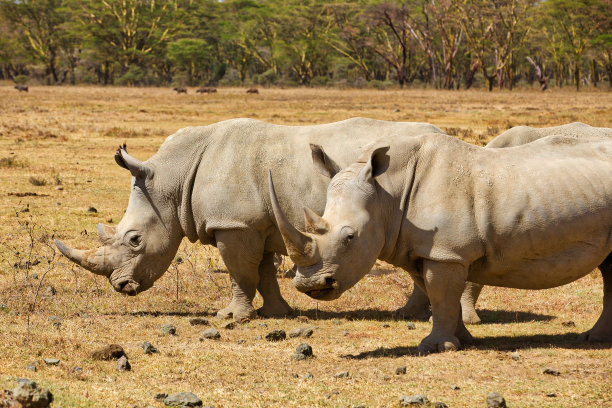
[403,122,612,324]
[271,132,612,352]
[54,118,444,321]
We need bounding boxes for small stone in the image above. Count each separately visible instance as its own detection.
[87,207,97,213]
[258,322,268,328]
[45,286,56,296]
[543,367,561,376]
[450,385,460,390]
[163,392,203,407]
[395,366,407,375]
[289,327,314,338]
[12,379,53,408]
[296,316,309,323]
[382,323,390,328]
[48,316,62,323]
[154,392,168,401]
[26,362,38,372]
[292,373,299,378]
[223,321,236,330]
[265,329,286,342]
[343,331,349,336]
[354,405,366,408]
[71,366,83,374]
[434,403,448,408]
[304,373,314,379]
[393,108,401,112]
[295,343,313,357]
[56,186,64,191]
[399,394,429,406]
[292,353,307,361]
[142,341,158,354]
[52,322,61,329]
[91,344,125,360]
[406,322,416,330]
[189,318,209,326]
[200,328,221,340]
[117,355,131,371]
[333,319,342,325]
[561,320,575,327]
[254,335,262,340]
[546,393,557,397]
[510,352,519,361]
[334,371,349,378]
[383,375,391,381]
[43,358,59,366]
[30,273,38,279]
[486,392,506,408]
[161,324,176,336]
[237,339,246,344]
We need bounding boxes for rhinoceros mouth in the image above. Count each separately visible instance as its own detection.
[114,279,140,296]
[305,287,335,299]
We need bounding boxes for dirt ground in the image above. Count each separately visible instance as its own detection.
[0,85,611,407]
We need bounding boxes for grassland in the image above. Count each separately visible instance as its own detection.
[0,85,611,408]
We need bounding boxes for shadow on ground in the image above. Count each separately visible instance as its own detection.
[341,333,612,359]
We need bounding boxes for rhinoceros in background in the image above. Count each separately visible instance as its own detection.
[55,118,445,321]
[402,122,612,324]
[270,132,612,352]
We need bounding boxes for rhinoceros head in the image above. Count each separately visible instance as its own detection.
[269,146,390,300]
[54,145,182,295]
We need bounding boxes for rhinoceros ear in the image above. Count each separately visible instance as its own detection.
[114,144,154,179]
[358,145,390,183]
[303,207,329,234]
[310,144,341,178]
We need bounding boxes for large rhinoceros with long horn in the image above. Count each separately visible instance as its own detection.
[401,122,612,324]
[55,117,445,321]
[270,132,612,352]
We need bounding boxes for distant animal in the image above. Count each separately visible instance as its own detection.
[271,132,612,352]
[196,87,217,94]
[54,118,445,322]
[246,88,259,94]
[402,122,612,324]
[173,87,187,94]
[14,85,28,92]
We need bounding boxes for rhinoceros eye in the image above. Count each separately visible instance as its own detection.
[340,226,355,243]
[127,233,142,247]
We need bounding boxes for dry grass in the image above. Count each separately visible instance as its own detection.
[0,85,611,408]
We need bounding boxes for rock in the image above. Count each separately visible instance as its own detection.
[45,286,56,296]
[26,362,38,372]
[382,323,390,328]
[91,344,125,360]
[154,393,168,401]
[546,393,557,397]
[354,405,366,408]
[393,108,401,112]
[189,318,209,326]
[254,335,262,340]
[12,379,53,408]
[383,375,391,381]
[543,367,561,376]
[142,341,158,354]
[163,392,203,407]
[56,186,63,191]
[334,371,349,378]
[406,322,416,330]
[292,353,307,361]
[510,352,519,361]
[222,321,236,330]
[289,327,314,338]
[295,343,313,357]
[399,395,429,406]
[395,366,407,375]
[434,403,448,408]
[258,323,268,328]
[117,355,131,371]
[296,316,309,323]
[161,324,177,336]
[343,331,350,336]
[237,339,246,344]
[43,358,59,366]
[87,207,97,213]
[486,392,506,408]
[265,329,286,342]
[450,385,460,390]
[200,328,221,340]
[304,373,314,379]
[52,321,61,329]
[30,274,38,279]
[561,320,575,327]
[47,316,62,323]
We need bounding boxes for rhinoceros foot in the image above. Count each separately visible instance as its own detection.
[578,327,612,343]
[417,334,461,354]
[216,302,257,321]
[461,308,482,325]
[257,301,292,318]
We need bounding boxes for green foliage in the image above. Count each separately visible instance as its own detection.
[0,0,610,88]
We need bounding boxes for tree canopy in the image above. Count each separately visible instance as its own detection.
[1,0,610,89]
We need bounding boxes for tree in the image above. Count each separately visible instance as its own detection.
[167,38,212,85]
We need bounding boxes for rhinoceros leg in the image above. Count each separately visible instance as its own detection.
[460,282,483,324]
[395,285,431,320]
[418,260,471,353]
[215,230,262,321]
[257,252,292,317]
[579,254,612,342]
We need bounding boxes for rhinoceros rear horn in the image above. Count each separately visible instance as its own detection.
[54,239,112,276]
[96,223,116,244]
[268,170,319,267]
[115,144,154,179]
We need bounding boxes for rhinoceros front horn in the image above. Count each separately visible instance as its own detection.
[268,171,319,267]
[54,239,112,276]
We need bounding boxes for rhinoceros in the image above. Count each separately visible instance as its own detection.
[402,122,612,324]
[54,118,445,321]
[270,132,612,352]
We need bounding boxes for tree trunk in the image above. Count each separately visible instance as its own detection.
[574,63,580,91]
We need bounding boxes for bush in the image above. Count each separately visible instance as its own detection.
[116,66,145,86]
[14,75,29,85]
